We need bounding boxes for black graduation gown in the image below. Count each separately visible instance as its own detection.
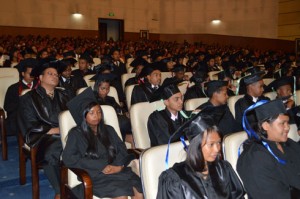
[197,101,241,136]
[71,69,95,79]
[4,80,38,136]
[184,85,207,102]
[237,139,300,199]
[62,125,142,198]
[157,160,245,199]
[234,94,270,129]
[58,76,87,99]
[147,109,190,146]
[96,95,131,139]
[125,76,139,87]
[131,82,156,105]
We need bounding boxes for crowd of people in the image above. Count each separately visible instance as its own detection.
[1,34,300,199]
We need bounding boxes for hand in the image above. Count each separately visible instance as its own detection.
[47,127,60,135]
[102,165,123,174]
[125,112,130,118]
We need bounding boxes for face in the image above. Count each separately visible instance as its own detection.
[40,51,48,58]
[135,65,144,76]
[22,67,34,84]
[215,56,222,66]
[248,80,264,97]
[86,105,102,128]
[175,71,185,80]
[164,92,183,113]
[79,59,88,71]
[213,86,229,105]
[111,50,120,61]
[202,131,221,162]
[40,68,59,88]
[98,82,110,98]
[147,70,161,86]
[207,58,215,67]
[277,84,292,98]
[61,65,72,78]
[262,114,290,143]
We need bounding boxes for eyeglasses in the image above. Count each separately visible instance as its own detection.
[45,71,59,77]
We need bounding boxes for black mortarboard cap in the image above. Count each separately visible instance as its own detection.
[242,72,264,86]
[56,60,70,74]
[135,50,148,58]
[79,53,94,63]
[190,70,208,84]
[172,64,185,72]
[205,80,228,98]
[89,73,117,82]
[254,99,286,122]
[149,80,181,102]
[17,58,38,73]
[94,60,113,74]
[63,51,76,58]
[130,57,149,68]
[30,59,58,77]
[138,63,161,78]
[267,76,294,91]
[217,69,232,80]
[66,87,98,126]
[62,58,77,66]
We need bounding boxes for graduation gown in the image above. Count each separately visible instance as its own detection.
[184,85,207,102]
[58,76,87,99]
[96,95,131,139]
[234,94,270,129]
[237,139,300,199]
[157,160,245,199]
[71,68,95,79]
[131,82,156,105]
[197,101,241,136]
[62,125,142,198]
[147,109,190,146]
[125,77,139,87]
[4,80,38,135]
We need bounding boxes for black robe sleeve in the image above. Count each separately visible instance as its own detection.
[157,169,186,199]
[131,85,148,105]
[147,111,170,146]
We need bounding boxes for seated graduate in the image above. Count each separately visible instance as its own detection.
[91,73,133,144]
[237,100,300,199]
[216,68,236,96]
[62,88,143,199]
[57,59,87,99]
[163,64,189,85]
[184,70,209,102]
[4,58,38,136]
[125,57,148,87]
[147,80,191,147]
[157,111,245,199]
[71,53,95,79]
[197,80,241,136]
[131,63,161,105]
[235,72,270,129]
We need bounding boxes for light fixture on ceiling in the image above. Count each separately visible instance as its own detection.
[72,13,83,18]
[212,19,221,24]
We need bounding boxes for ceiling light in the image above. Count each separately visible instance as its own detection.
[212,19,221,24]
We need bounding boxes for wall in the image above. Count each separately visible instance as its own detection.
[278,0,300,40]
[0,0,279,39]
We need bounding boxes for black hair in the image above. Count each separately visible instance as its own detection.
[93,79,111,94]
[81,101,116,162]
[186,126,220,173]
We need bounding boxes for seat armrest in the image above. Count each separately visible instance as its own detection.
[127,148,143,159]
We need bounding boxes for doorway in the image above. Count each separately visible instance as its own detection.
[98,18,124,41]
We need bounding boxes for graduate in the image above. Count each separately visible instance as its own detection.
[197,80,241,136]
[184,70,209,102]
[157,110,245,199]
[62,88,143,199]
[147,80,191,146]
[237,100,300,198]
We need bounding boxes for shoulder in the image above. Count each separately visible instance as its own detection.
[149,110,164,120]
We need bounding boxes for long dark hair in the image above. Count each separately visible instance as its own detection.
[186,126,220,173]
[81,101,116,162]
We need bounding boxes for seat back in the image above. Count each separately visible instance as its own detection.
[228,94,244,118]
[59,105,122,188]
[92,58,101,67]
[83,74,96,87]
[184,97,209,111]
[76,86,120,105]
[288,124,300,142]
[222,131,248,174]
[208,71,220,80]
[130,101,165,149]
[140,141,187,199]
[121,73,136,91]
[125,84,137,110]
[161,72,172,83]
[263,78,274,86]
[178,81,190,95]
[296,90,300,106]
[0,68,19,109]
[264,91,277,100]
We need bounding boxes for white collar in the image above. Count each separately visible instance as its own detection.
[22,79,32,88]
[252,96,258,103]
[170,112,178,121]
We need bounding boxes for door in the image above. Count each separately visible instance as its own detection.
[99,22,107,41]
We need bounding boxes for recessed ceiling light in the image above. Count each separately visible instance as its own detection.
[212,19,221,24]
[73,13,82,18]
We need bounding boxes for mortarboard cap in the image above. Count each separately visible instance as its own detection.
[254,99,286,122]
[16,58,38,73]
[242,72,264,86]
[66,87,98,126]
[267,76,294,91]
[205,80,228,98]
[79,53,94,63]
[63,51,76,58]
[217,69,232,80]
[149,80,181,102]
[172,64,185,73]
[90,73,117,82]
[30,59,58,77]
[62,58,77,66]
[130,57,149,68]
[190,70,208,84]
[138,63,161,78]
